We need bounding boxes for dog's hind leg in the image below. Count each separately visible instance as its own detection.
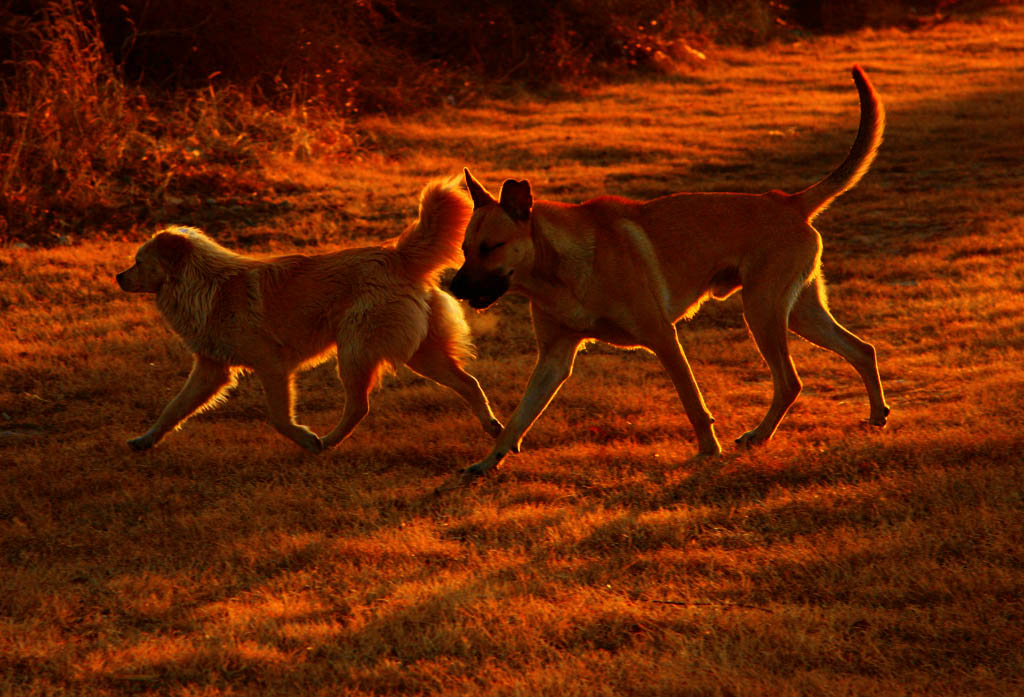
[737,280,804,448]
[787,275,890,426]
[321,299,431,450]
[407,339,503,438]
[255,367,323,453]
[129,356,233,450]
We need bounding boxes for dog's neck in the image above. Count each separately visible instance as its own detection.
[157,277,220,347]
[155,263,262,362]
[514,210,593,308]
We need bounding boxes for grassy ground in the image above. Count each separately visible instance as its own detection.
[2,7,1023,696]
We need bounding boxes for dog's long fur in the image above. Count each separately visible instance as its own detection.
[450,66,890,477]
[117,177,502,452]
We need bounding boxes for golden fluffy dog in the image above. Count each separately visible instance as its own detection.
[117,178,502,453]
[450,66,890,477]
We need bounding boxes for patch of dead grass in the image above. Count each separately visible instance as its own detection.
[2,7,1024,697]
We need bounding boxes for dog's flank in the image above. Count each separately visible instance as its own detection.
[451,66,890,478]
[116,177,502,453]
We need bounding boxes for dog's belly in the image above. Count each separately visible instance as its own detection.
[708,266,742,299]
[541,300,655,350]
[590,319,650,349]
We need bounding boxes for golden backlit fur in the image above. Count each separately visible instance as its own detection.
[450,66,890,477]
[116,177,502,453]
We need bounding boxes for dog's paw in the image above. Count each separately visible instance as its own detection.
[433,460,497,495]
[735,430,769,449]
[298,432,324,454]
[285,424,324,454]
[868,405,891,428]
[484,418,504,439]
[697,442,723,458]
[462,460,496,479]
[127,434,155,451]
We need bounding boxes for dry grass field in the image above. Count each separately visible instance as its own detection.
[2,7,1023,696]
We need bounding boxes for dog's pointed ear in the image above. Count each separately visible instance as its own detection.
[464,168,495,210]
[499,179,532,221]
[152,231,191,273]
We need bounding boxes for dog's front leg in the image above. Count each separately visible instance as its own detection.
[649,328,722,457]
[128,356,232,450]
[463,325,582,478]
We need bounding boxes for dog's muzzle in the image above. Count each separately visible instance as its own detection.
[450,267,510,309]
[115,270,131,291]
[116,269,149,293]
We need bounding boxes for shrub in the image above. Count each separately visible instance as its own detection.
[0,0,998,244]
[0,1,352,245]
[0,1,141,242]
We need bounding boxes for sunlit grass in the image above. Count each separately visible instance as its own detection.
[2,7,1024,697]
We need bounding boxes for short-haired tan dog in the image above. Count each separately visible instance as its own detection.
[117,178,502,453]
[450,66,890,478]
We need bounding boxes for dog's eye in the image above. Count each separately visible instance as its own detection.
[479,241,506,257]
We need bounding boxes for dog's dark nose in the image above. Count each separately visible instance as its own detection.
[449,268,469,300]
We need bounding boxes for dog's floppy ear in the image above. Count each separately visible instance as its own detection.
[499,179,532,221]
[464,168,495,210]
[152,231,191,274]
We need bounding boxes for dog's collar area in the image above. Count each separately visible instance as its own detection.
[468,294,502,309]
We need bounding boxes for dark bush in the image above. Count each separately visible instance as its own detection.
[89,1,790,113]
[0,0,1000,244]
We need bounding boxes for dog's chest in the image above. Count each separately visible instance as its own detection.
[533,293,641,347]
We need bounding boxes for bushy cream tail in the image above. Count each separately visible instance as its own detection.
[394,177,472,283]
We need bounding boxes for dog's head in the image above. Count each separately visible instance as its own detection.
[116,230,192,293]
[450,168,534,309]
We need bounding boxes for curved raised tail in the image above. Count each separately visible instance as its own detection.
[393,176,473,284]
[793,65,885,222]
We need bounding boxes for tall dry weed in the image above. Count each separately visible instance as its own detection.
[0,2,354,245]
[0,0,992,245]
[0,1,139,242]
